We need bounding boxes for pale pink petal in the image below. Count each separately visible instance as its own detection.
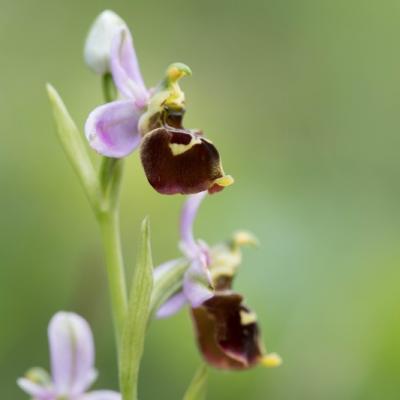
[48,312,96,396]
[156,292,187,318]
[111,28,148,107]
[17,378,54,400]
[183,258,213,308]
[85,100,142,158]
[179,192,207,257]
[70,369,98,397]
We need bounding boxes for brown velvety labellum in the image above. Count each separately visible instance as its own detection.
[191,293,264,370]
[140,127,226,195]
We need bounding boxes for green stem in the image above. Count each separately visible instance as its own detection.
[103,72,117,103]
[97,73,128,354]
[98,209,128,353]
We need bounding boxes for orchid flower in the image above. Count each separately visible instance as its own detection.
[84,11,233,195]
[154,193,282,370]
[17,312,120,400]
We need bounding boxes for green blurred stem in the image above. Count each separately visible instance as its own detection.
[97,156,127,354]
[98,209,128,352]
[103,72,117,103]
[99,157,124,211]
[96,73,128,353]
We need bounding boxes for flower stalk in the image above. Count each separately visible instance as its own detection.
[183,364,208,400]
[98,209,128,351]
[102,72,118,103]
[96,69,128,354]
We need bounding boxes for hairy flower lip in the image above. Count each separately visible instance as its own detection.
[192,292,265,370]
[140,127,231,195]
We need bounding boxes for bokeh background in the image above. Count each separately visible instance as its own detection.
[1,0,400,399]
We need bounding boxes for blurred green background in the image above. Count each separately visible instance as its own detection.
[1,0,400,399]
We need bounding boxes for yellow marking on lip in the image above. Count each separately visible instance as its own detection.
[261,353,282,368]
[240,310,257,325]
[214,175,234,187]
[169,137,202,156]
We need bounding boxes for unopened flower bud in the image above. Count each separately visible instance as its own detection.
[84,10,127,74]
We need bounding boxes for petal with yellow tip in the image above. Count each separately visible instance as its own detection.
[261,353,283,368]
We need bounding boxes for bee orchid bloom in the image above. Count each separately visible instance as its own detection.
[17,312,121,400]
[84,15,233,195]
[154,193,281,370]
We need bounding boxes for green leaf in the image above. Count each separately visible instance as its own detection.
[120,217,154,400]
[46,83,100,210]
[150,258,189,318]
[183,364,208,400]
